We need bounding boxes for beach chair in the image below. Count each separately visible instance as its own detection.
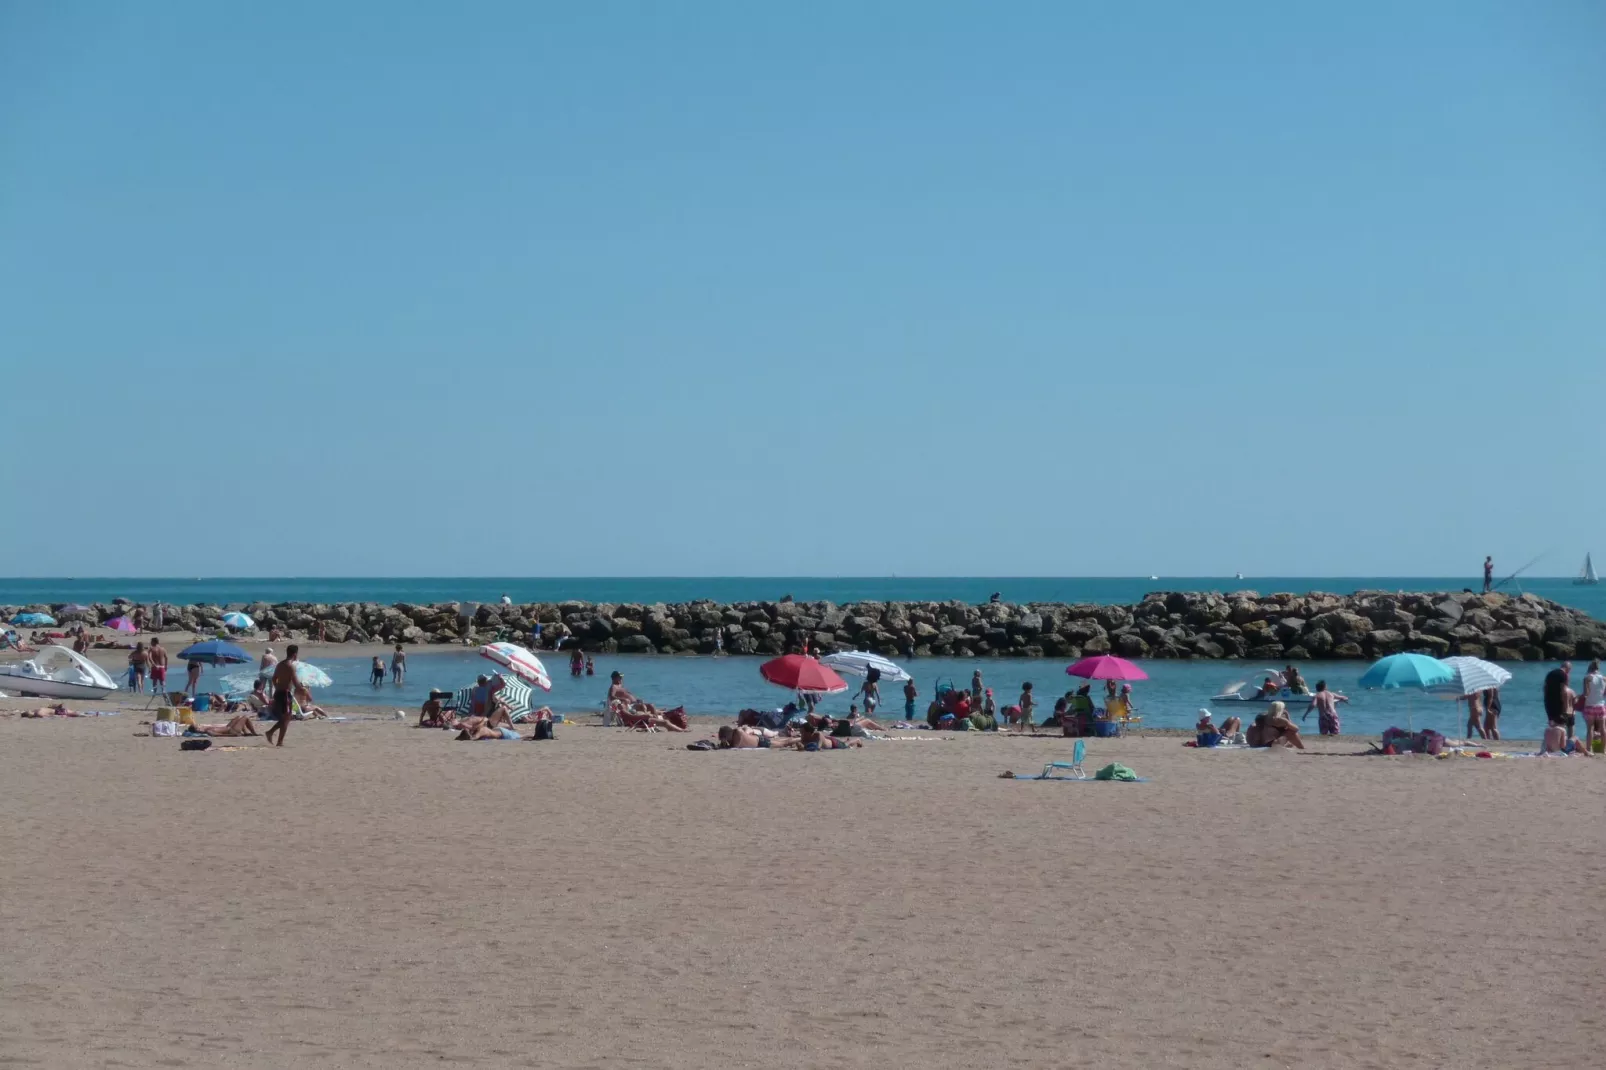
[1106,697,1143,736]
[611,701,660,731]
[1041,739,1088,780]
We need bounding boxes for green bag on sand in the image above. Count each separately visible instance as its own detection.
[1094,762,1138,781]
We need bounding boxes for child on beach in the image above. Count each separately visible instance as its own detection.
[391,644,406,684]
[585,655,595,676]
[1302,680,1349,736]
[1016,682,1035,732]
[370,656,385,687]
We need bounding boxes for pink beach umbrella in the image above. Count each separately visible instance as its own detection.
[105,616,137,633]
[1065,654,1149,681]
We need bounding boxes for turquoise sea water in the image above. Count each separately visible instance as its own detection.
[4,575,1604,617]
[255,650,1560,742]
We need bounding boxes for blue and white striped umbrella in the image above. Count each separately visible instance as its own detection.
[820,651,911,682]
[1434,656,1512,696]
[222,612,255,630]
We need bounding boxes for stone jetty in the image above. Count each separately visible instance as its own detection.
[9,590,1606,661]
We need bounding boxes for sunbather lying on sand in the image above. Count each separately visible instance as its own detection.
[21,704,76,718]
[191,715,259,737]
[718,725,780,748]
[455,716,522,740]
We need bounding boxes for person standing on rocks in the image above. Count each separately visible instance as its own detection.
[1483,557,1494,594]
[265,644,299,747]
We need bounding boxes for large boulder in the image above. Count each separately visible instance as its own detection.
[1366,629,1405,654]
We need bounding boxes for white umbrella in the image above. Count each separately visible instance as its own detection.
[480,642,552,691]
[1434,656,1512,696]
[819,651,910,682]
[222,611,255,630]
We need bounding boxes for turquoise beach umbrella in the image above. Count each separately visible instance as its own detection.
[1359,653,1454,733]
[1358,653,1454,691]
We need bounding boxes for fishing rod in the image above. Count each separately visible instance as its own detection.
[1491,552,1549,593]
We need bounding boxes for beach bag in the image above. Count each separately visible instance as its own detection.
[180,738,212,751]
[532,719,554,741]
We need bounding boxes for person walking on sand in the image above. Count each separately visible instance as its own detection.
[1301,680,1349,735]
[1483,556,1494,594]
[1581,660,1606,753]
[148,638,168,696]
[391,644,406,685]
[265,645,299,747]
[127,642,148,693]
[1016,682,1035,733]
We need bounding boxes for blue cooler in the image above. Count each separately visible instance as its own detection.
[192,694,211,712]
[1093,719,1121,738]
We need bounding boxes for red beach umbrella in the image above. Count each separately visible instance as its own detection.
[1065,654,1149,681]
[759,654,848,694]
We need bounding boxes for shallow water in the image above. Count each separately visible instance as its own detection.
[235,651,1563,741]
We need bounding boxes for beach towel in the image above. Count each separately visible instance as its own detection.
[1094,763,1139,781]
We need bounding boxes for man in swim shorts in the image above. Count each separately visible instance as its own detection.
[265,644,299,747]
[148,638,168,694]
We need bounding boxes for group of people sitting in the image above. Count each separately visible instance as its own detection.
[1196,703,1305,749]
[416,675,556,740]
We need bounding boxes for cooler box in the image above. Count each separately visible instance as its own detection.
[1093,720,1121,738]
[192,694,211,712]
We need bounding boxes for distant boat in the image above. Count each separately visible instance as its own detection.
[1235,572,1243,580]
[1576,553,1599,586]
[1149,575,1159,580]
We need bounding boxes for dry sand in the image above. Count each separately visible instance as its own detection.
[0,702,1601,1069]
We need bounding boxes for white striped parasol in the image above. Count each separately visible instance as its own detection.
[819,651,911,682]
[479,642,552,691]
[1435,656,1513,696]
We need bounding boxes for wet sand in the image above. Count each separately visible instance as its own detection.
[0,706,1600,1068]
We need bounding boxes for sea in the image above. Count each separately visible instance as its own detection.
[3,575,1603,617]
[25,574,1582,742]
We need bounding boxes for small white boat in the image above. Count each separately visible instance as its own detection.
[1211,669,1310,704]
[1575,553,1598,586]
[0,645,120,700]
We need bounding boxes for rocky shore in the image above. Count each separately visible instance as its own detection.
[11,590,1606,661]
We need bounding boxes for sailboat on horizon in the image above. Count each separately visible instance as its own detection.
[1575,553,1598,586]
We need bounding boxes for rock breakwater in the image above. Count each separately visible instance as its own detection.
[10,590,1606,661]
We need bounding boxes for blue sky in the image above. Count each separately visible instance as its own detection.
[1,1,1602,577]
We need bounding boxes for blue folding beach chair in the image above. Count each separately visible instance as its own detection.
[1040,739,1087,780]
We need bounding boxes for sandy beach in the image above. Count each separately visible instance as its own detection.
[1,699,1600,1069]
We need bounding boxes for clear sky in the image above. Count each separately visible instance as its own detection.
[1,1,1602,578]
